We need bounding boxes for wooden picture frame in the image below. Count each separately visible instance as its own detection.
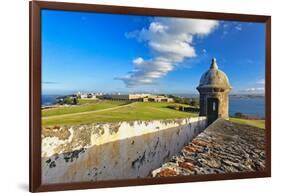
[30,1,271,192]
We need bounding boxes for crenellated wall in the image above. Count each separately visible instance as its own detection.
[41,117,207,184]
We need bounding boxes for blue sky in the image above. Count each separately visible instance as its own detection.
[42,10,265,95]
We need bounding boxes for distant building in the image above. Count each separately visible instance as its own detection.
[197,58,232,125]
[77,92,97,99]
[86,93,97,99]
[103,94,174,103]
[144,95,174,102]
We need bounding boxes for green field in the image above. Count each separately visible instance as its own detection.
[42,100,197,127]
[229,118,265,129]
[42,100,127,117]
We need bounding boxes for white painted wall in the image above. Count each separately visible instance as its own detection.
[0,0,280,193]
[41,118,206,184]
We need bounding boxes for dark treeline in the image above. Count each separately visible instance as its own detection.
[163,94,199,107]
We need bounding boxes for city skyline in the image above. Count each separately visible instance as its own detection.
[42,10,266,95]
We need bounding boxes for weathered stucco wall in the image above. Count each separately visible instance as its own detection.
[42,117,206,184]
[199,91,230,119]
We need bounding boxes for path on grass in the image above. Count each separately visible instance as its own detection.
[42,102,136,120]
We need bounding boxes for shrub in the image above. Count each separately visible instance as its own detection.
[234,112,244,118]
[167,105,181,110]
[63,97,73,105]
[189,99,199,107]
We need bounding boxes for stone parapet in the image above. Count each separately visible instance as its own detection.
[42,117,207,184]
[152,118,265,177]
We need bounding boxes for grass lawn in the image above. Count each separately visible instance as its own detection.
[42,100,127,117]
[229,118,265,129]
[42,101,198,127]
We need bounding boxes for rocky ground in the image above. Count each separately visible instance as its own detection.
[151,118,265,177]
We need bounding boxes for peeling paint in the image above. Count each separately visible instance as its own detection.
[41,117,207,184]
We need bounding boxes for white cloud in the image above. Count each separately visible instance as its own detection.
[239,79,265,94]
[119,17,219,87]
[149,22,168,33]
[202,49,207,54]
[221,30,228,39]
[242,87,264,93]
[248,87,264,91]
[235,24,242,31]
[133,57,144,65]
[256,79,265,85]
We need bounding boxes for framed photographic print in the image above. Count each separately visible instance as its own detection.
[30,1,271,192]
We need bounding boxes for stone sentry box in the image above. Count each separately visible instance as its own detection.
[41,117,206,184]
[197,58,232,125]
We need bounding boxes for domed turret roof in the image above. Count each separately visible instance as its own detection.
[198,58,231,90]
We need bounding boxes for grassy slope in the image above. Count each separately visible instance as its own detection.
[42,101,197,127]
[42,100,127,117]
[229,118,265,129]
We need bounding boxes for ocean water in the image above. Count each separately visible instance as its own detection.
[41,95,265,118]
[229,96,265,118]
[41,95,60,106]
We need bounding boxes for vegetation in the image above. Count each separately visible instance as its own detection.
[169,95,199,107]
[229,118,265,129]
[233,112,264,120]
[167,104,199,112]
[57,96,78,105]
[42,101,198,127]
[167,104,189,110]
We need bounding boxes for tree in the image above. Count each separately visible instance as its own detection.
[173,97,182,103]
[73,97,78,105]
[63,97,72,105]
[189,99,199,107]
[182,98,190,105]
[166,94,173,98]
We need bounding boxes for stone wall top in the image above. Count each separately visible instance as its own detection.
[152,118,265,177]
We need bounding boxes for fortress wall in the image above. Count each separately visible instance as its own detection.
[42,117,207,184]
